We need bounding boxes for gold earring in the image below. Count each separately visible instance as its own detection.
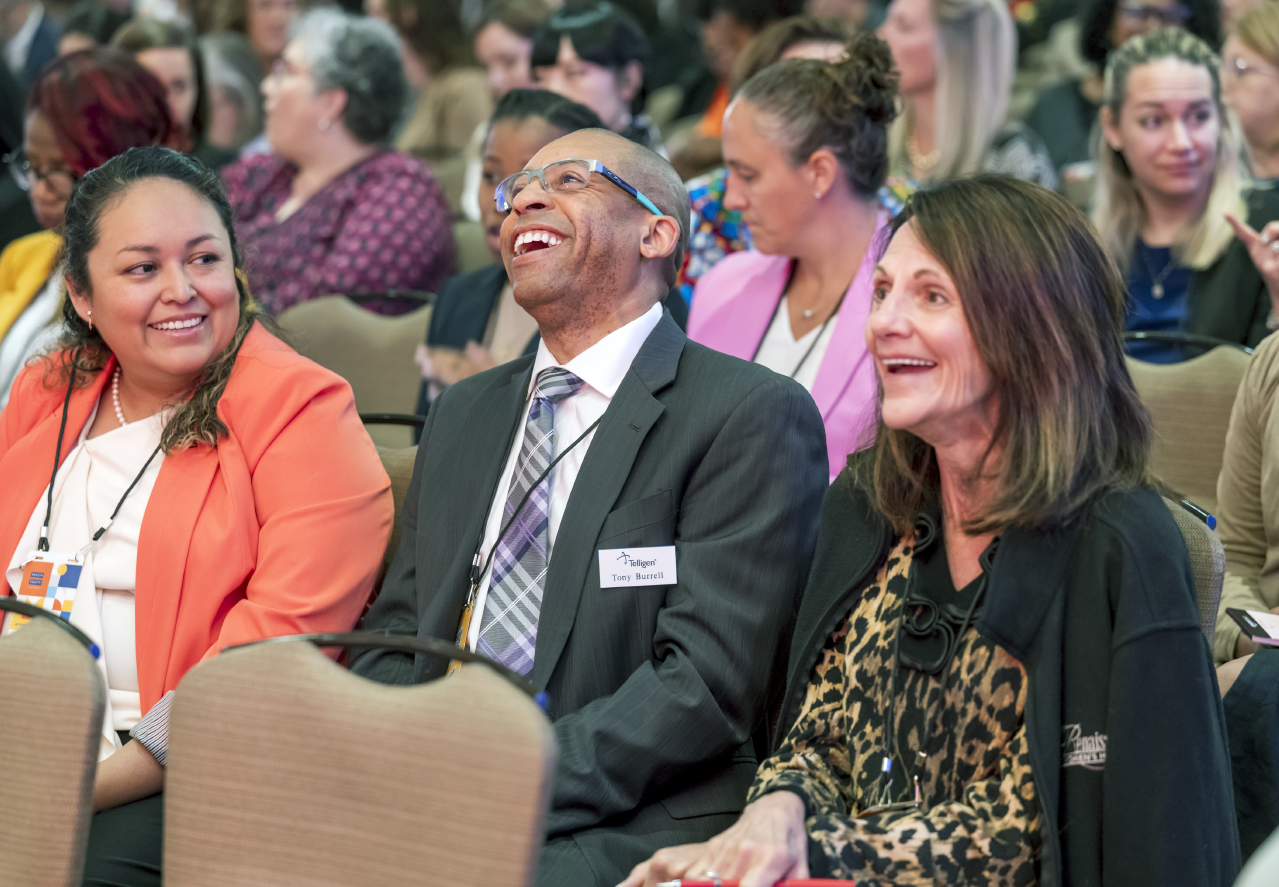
[87,309,93,332]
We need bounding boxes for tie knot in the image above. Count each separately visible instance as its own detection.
[534,367,585,405]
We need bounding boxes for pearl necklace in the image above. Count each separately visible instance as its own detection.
[906,134,940,175]
[112,366,128,427]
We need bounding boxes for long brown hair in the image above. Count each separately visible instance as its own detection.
[46,146,272,454]
[861,176,1152,534]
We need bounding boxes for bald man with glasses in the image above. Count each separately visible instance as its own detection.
[351,129,827,886]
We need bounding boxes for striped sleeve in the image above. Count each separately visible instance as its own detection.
[129,690,174,766]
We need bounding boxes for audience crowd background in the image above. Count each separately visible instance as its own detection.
[7,0,1279,883]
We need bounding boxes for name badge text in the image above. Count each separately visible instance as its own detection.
[598,546,677,588]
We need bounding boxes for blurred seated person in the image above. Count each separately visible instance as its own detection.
[677,15,914,300]
[416,89,604,409]
[56,0,128,55]
[0,146,391,887]
[3,0,60,85]
[531,1,665,154]
[458,0,552,220]
[1224,3,1279,187]
[1215,331,1279,666]
[112,19,240,169]
[1024,0,1220,204]
[353,126,829,887]
[671,0,804,178]
[212,0,297,77]
[0,48,185,407]
[222,9,455,315]
[624,175,1239,887]
[0,63,39,252]
[1094,28,1279,362]
[367,0,493,172]
[200,30,265,153]
[877,0,1057,189]
[475,0,551,100]
[690,32,896,482]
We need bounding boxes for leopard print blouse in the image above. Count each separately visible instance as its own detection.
[749,534,1041,885]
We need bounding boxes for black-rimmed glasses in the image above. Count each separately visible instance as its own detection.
[4,151,76,196]
[494,158,663,215]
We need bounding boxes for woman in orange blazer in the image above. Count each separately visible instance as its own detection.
[0,146,392,887]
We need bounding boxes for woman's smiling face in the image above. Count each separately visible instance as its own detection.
[67,177,241,390]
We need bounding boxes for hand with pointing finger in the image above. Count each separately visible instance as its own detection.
[1225,212,1279,313]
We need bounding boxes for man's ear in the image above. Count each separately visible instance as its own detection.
[639,214,680,263]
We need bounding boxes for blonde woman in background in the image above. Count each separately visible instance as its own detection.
[1094,27,1279,362]
[1224,3,1279,186]
[876,0,1057,188]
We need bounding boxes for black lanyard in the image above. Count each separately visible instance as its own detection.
[749,262,851,379]
[466,415,601,596]
[39,356,164,556]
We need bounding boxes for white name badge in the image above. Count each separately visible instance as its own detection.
[598,546,677,588]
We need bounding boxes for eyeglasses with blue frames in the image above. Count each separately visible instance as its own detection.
[495,158,663,216]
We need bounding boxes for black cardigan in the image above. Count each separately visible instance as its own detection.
[1187,188,1279,348]
[778,466,1240,887]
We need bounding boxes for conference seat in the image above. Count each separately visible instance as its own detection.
[360,413,423,611]
[1163,497,1226,643]
[1125,340,1253,514]
[277,295,432,448]
[0,600,105,887]
[163,634,556,887]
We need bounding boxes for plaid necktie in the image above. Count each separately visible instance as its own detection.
[476,366,586,675]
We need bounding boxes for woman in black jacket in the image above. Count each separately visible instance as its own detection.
[622,176,1238,887]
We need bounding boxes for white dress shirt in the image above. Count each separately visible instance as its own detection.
[4,3,42,76]
[0,274,63,408]
[464,302,663,651]
[753,295,839,392]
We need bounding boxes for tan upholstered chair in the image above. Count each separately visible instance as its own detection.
[0,602,105,887]
[164,636,556,887]
[1126,345,1252,514]
[1163,497,1226,643]
[454,219,498,275]
[277,296,431,448]
[369,441,417,602]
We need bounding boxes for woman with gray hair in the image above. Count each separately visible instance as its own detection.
[222,8,456,315]
[876,0,1057,189]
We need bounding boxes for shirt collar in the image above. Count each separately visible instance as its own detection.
[7,4,43,67]
[529,302,663,400]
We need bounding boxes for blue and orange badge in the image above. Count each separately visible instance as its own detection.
[8,552,83,632]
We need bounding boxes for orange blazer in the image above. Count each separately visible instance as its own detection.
[0,324,393,714]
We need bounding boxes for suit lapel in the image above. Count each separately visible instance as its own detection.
[530,313,684,688]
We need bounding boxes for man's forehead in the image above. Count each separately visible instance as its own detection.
[526,130,631,173]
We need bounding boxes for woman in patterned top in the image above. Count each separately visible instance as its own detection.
[624,177,1238,887]
[222,8,455,315]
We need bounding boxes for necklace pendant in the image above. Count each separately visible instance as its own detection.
[1152,283,1164,300]
[802,309,814,319]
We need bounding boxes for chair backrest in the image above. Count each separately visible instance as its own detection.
[454,219,497,276]
[164,641,555,887]
[1126,345,1252,514]
[1163,496,1225,644]
[0,614,105,887]
[276,297,431,448]
[372,442,417,594]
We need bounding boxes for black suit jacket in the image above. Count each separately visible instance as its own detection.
[354,310,827,884]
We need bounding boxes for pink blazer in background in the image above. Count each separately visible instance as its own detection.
[687,224,883,481]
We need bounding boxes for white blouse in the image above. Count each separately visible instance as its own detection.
[3,400,165,760]
[752,295,839,392]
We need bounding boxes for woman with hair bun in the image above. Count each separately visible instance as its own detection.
[687,30,897,481]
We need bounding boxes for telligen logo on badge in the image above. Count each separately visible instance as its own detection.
[597,545,678,588]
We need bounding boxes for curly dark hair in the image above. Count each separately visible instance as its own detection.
[735,29,898,200]
[51,146,271,453]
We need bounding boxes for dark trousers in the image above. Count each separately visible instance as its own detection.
[1226,648,1279,861]
[81,733,163,887]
